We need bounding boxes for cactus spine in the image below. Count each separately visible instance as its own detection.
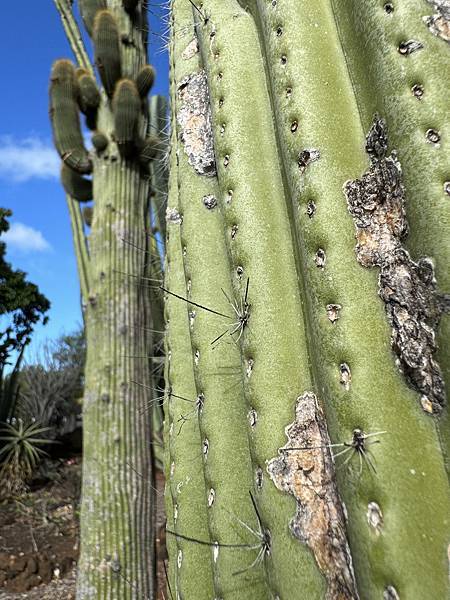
[51,0,166,597]
[165,1,450,599]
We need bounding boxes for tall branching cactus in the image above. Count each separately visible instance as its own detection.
[50,1,168,597]
[165,1,450,598]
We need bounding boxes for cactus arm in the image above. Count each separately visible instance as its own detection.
[233,2,450,597]
[137,65,156,98]
[171,2,273,596]
[50,60,92,174]
[93,10,122,97]
[53,0,94,74]
[113,79,141,157]
[65,194,91,304]
[107,0,148,76]
[164,118,215,599]
[61,163,93,202]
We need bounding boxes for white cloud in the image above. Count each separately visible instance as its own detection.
[2,222,51,253]
[0,136,59,182]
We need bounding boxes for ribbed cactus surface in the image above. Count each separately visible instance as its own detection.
[165,1,450,599]
[51,0,168,597]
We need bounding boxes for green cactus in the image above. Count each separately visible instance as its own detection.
[91,130,109,153]
[93,10,122,97]
[164,1,450,599]
[49,59,91,174]
[136,64,156,98]
[60,163,93,202]
[76,68,101,129]
[164,122,216,599]
[79,0,106,36]
[51,0,168,597]
[82,205,94,228]
[139,134,161,165]
[148,95,169,239]
[112,78,141,157]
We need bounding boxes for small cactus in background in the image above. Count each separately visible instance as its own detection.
[51,0,167,597]
[164,1,450,599]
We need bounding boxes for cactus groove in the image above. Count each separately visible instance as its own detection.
[165,1,450,599]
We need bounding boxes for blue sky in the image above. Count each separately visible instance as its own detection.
[0,2,169,359]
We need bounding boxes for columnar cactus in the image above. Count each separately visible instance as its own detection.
[165,1,450,599]
[51,0,167,597]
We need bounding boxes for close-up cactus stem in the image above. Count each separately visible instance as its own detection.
[163,0,450,599]
[48,0,449,598]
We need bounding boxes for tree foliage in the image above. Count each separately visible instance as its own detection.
[0,208,50,421]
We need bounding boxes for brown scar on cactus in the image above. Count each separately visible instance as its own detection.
[166,207,183,225]
[267,392,359,600]
[176,71,217,176]
[182,37,200,59]
[424,1,450,43]
[345,116,450,414]
[326,304,342,324]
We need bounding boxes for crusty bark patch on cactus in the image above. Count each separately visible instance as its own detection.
[182,37,199,59]
[267,392,359,600]
[166,207,183,225]
[345,116,449,414]
[424,1,450,43]
[177,71,217,177]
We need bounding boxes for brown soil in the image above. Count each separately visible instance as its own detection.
[0,458,81,598]
[0,459,167,599]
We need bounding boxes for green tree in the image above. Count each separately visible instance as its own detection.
[0,208,50,422]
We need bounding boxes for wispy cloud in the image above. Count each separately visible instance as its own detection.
[2,222,52,253]
[0,136,59,182]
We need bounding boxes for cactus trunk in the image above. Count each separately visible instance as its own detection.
[51,0,167,597]
[165,1,450,599]
[78,160,155,599]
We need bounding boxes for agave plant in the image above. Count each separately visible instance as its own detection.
[0,420,54,495]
